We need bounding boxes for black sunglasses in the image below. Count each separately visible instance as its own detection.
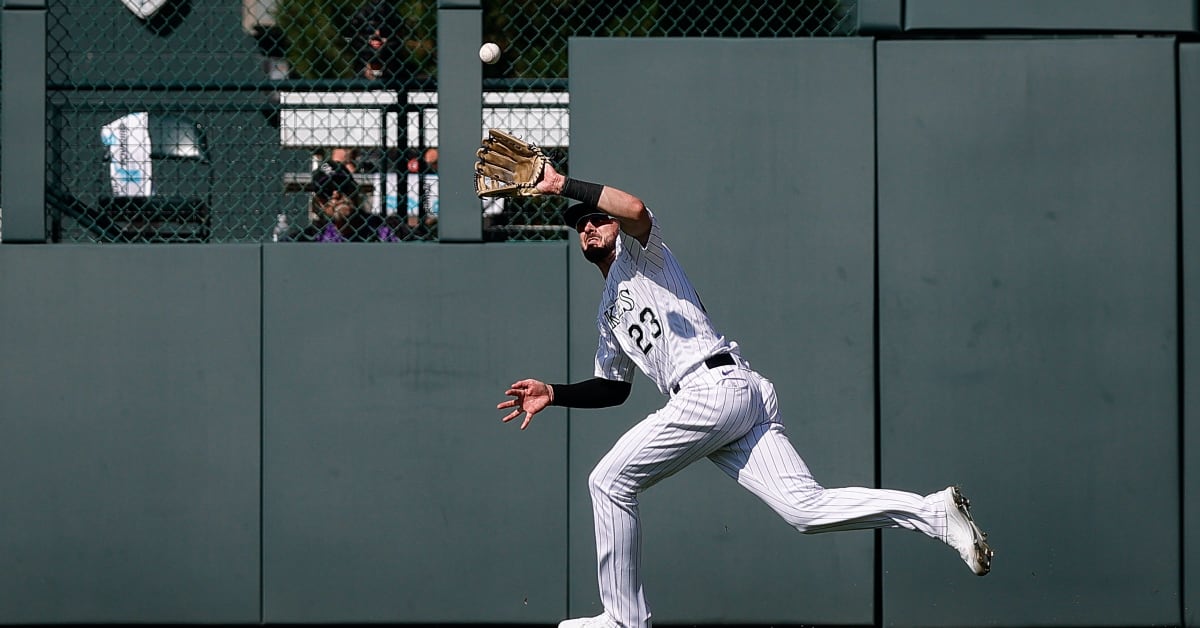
[575,213,614,230]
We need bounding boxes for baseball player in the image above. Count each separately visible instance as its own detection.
[496,163,993,628]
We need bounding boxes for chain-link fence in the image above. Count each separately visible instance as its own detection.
[46,0,442,243]
[479,0,856,241]
[40,0,855,244]
[1,9,4,242]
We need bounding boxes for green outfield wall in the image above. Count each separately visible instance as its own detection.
[0,8,1197,627]
[876,37,1180,627]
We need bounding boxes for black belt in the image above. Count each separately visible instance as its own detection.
[671,353,736,394]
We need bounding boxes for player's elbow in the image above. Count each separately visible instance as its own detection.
[633,200,651,225]
[596,379,633,407]
[613,380,632,405]
[621,200,652,243]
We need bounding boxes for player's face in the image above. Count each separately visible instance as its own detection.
[578,214,618,264]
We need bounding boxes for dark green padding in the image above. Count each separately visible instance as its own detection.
[878,38,1179,627]
[0,245,263,623]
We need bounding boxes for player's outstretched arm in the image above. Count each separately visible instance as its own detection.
[536,163,651,245]
[498,378,552,430]
[497,377,632,430]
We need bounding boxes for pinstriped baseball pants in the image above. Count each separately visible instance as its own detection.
[587,362,948,628]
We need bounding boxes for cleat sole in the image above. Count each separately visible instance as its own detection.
[952,486,993,576]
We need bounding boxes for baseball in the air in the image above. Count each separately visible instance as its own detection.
[479,42,501,64]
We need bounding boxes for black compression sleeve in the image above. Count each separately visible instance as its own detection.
[549,377,632,408]
[560,178,604,207]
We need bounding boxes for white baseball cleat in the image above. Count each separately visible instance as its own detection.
[941,485,993,576]
[558,613,618,628]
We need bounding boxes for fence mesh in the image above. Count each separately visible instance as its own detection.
[1,9,4,242]
[40,0,855,244]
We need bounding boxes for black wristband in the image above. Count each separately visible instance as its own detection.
[560,177,604,207]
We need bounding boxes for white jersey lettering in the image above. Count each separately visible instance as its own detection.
[593,212,734,395]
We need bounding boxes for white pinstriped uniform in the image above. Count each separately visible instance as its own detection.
[586,213,952,628]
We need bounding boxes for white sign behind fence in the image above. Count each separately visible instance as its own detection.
[279,91,569,148]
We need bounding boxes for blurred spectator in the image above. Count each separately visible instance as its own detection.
[299,160,398,242]
[310,147,327,172]
[407,147,437,176]
[331,147,364,173]
[406,147,439,238]
[348,0,420,86]
[243,0,290,80]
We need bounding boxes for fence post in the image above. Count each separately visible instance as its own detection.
[858,0,903,33]
[1,0,47,243]
[436,0,483,242]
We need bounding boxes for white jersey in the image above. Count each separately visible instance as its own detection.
[575,213,982,628]
[593,211,734,395]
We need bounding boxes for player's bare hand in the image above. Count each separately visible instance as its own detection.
[498,378,552,430]
[535,162,565,195]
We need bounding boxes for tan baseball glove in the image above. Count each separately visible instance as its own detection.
[474,129,549,198]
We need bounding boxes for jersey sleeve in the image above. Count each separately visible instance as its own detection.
[621,209,666,273]
[594,315,636,382]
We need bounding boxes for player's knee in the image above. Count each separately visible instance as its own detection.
[764,506,820,533]
[786,515,815,533]
[587,465,615,496]
[772,490,828,532]
[588,464,636,503]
